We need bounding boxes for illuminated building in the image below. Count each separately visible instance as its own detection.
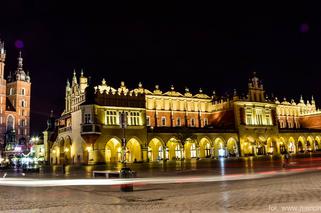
[0,40,31,156]
[44,71,321,164]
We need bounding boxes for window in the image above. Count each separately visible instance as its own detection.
[146,116,150,126]
[176,117,181,126]
[130,112,140,126]
[20,119,25,127]
[161,116,166,126]
[21,100,26,107]
[21,110,24,116]
[204,118,208,126]
[21,88,25,96]
[191,118,195,127]
[9,88,13,95]
[84,114,91,124]
[246,113,252,125]
[106,111,117,125]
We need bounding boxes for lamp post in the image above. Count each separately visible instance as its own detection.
[119,111,127,168]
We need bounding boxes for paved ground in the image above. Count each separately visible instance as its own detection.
[0,155,321,212]
[1,170,321,212]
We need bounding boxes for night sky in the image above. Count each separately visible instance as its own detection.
[1,1,321,134]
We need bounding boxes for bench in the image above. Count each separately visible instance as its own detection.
[93,170,120,178]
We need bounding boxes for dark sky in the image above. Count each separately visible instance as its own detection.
[1,1,321,134]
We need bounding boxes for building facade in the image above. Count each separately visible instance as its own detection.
[44,71,321,165]
[0,40,31,156]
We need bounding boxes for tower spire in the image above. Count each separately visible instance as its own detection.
[72,69,77,85]
[17,51,23,70]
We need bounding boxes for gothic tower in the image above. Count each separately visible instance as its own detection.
[0,41,7,146]
[6,51,31,145]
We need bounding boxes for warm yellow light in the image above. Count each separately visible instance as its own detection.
[86,146,92,152]
[53,150,56,154]
[64,148,69,152]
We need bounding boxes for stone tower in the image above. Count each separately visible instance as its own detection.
[6,51,31,145]
[0,41,7,146]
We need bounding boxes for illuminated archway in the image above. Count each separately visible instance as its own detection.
[213,137,226,157]
[297,136,305,153]
[166,138,182,160]
[267,137,278,155]
[64,136,72,164]
[306,136,314,152]
[288,137,296,154]
[242,136,255,156]
[315,136,321,151]
[184,138,197,159]
[148,138,164,161]
[227,138,238,157]
[279,137,286,154]
[51,144,60,165]
[126,138,142,162]
[199,137,211,158]
[257,136,266,155]
[105,138,122,162]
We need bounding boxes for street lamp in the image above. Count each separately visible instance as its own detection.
[119,111,127,168]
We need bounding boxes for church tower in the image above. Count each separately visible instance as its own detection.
[248,72,265,102]
[0,41,7,146]
[6,51,31,145]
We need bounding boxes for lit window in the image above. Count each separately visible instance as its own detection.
[106,111,117,125]
[246,113,252,125]
[130,111,140,126]
[9,88,13,95]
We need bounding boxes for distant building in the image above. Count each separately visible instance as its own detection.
[44,71,321,165]
[0,40,31,157]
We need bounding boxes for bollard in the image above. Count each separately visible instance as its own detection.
[120,167,134,192]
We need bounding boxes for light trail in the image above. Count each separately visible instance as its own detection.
[0,166,317,187]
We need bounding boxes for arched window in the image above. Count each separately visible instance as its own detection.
[21,88,25,96]
[191,118,195,127]
[161,116,166,126]
[176,117,181,126]
[21,100,26,107]
[9,88,13,95]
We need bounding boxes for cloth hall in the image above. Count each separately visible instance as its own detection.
[44,71,321,165]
